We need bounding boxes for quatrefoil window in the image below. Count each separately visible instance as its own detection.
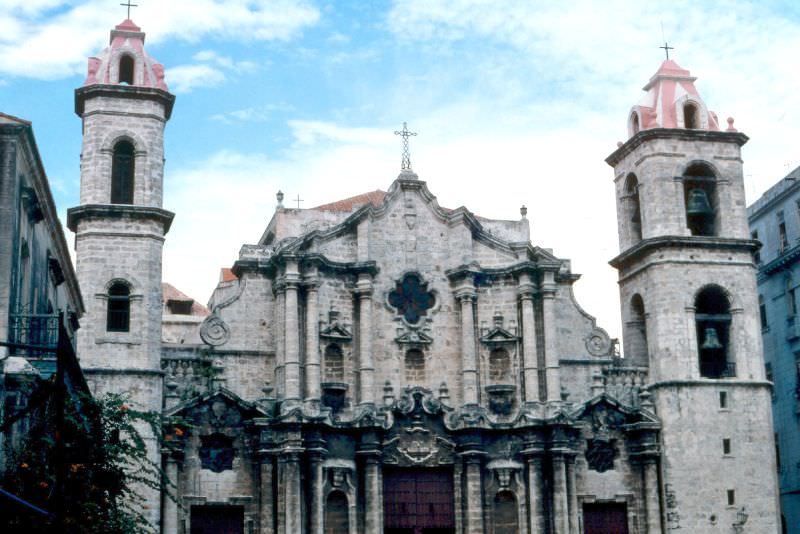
[388,273,435,324]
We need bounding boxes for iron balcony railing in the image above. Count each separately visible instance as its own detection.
[8,313,59,354]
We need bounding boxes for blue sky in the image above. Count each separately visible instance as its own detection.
[3,0,800,341]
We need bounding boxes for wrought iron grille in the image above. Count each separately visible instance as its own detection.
[8,314,59,354]
[699,360,736,379]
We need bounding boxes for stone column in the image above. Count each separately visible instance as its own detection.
[552,453,568,534]
[463,454,484,534]
[280,451,302,534]
[456,280,479,406]
[305,272,321,403]
[542,271,561,402]
[275,284,286,399]
[644,460,663,534]
[162,456,179,534]
[355,274,374,405]
[566,455,579,534]
[518,272,540,404]
[308,448,326,534]
[524,451,546,534]
[284,260,302,404]
[260,457,275,534]
[363,455,383,534]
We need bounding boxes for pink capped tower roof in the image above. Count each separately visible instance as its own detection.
[628,59,730,138]
[83,19,168,91]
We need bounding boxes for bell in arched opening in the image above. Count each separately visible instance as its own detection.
[686,188,714,218]
[701,326,723,350]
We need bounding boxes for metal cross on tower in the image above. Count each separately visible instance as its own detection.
[394,122,417,171]
[294,194,304,209]
[121,1,138,19]
[660,41,674,60]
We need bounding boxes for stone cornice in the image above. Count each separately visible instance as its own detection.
[67,204,175,234]
[605,128,748,167]
[75,84,176,119]
[609,235,758,269]
[759,242,800,276]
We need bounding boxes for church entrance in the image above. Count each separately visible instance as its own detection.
[190,505,244,534]
[383,467,455,534]
[583,502,629,534]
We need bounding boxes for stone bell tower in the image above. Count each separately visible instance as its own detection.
[67,18,174,528]
[606,59,780,532]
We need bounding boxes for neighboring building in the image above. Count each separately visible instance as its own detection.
[68,18,780,534]
[0,112,84,489]
[747,169,800,534]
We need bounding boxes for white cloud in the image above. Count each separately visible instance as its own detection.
[167,64,226,93]
[210,102,295,123]
[0,0,319,79]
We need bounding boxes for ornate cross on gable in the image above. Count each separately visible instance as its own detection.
[388,274,435,324]
[120,1,138,19]
[394,122,417,171]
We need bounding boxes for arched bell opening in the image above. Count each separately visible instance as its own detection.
[626,294,648,364]
[683,101,699,129]
[623,173,642,242]
[119,54,135,85]
[695,286,734,378]
[683,163,718,237]
[111,140,135,204]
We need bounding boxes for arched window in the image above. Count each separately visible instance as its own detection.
[405,349,425,382]
[683,102,698,129]
[630,112,640,135]
[493,491,519,534]
[624,174,642,241]
[324,491,349,534]
[683,163,718,236]
[119,55,134,85]
[628,294,648,363]
[695,286,733,378]
[324,344,344,382]
[489,348,511,382]
[107,282,131,332]
[111,140,135,204]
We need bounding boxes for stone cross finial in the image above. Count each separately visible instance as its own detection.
[121,0,138,19]
[394,122,417,171]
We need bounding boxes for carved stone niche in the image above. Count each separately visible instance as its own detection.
[321,382,348,412]
[485,459,527,534]
[322,459,357,534]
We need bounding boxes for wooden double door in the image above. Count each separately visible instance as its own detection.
[384,467,455,534]
[583,503,629,534]
[190,505,244,534]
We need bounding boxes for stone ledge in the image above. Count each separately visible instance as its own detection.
[75,84,175,119]
[67,204,175,233]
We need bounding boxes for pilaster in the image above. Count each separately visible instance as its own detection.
[541,270,560,402]
[518,272,540,404]
[304,270,321,404]
[354,273,374,405]
[455,279,479,406]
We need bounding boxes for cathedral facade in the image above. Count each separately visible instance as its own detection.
[69,20,780,534]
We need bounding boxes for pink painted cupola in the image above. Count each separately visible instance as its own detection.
[83,19,168,91]
[627,59,731,138]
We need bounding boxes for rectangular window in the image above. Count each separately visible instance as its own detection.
[719,391,728,409]
[780,223,789,253]
[776,433,781,472]
[752,230,761,264]
[789,287,797,317]
[727,489,735,506]
[723,438,731,455]
[759,295,768,329]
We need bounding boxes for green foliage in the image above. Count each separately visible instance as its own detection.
[3,391,170,534]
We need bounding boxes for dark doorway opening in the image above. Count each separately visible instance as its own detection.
[190,505,244,534]
[384,467,455,534]
[583,502,629,534]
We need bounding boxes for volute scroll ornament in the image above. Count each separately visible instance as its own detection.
[200,314,231,346]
